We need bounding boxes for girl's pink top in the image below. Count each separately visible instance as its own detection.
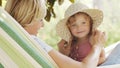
[69,40,92,62]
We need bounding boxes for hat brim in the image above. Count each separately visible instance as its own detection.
[56,17,71,42]
[82,9,103,28]
[56,9,103,42]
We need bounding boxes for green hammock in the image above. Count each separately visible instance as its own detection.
[0,7,58,68]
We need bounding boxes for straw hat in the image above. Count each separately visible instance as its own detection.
[56,3,103,42]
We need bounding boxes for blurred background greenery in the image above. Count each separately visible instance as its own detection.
[1,0,120,50]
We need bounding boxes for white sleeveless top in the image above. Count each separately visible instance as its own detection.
[31,35,53,53]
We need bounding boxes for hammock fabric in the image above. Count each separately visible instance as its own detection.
[0,7,58,68]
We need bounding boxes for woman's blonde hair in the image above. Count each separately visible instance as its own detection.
[5,0,46,27]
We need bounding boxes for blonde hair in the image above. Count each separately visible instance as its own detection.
[5,0,46,27]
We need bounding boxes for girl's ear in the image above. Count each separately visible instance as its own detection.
[92,28,99,36]
[92,28,95,33]
[89,29,97,46]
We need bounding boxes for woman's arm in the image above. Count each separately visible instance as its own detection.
[49,44,102,68]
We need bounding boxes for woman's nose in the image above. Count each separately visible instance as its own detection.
[41,22,44,27]
[40,19,44,27]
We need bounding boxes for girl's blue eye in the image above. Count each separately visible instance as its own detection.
[71,24,76,27]
[82,22,86,24]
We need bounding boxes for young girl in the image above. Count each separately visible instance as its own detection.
[56,3,106,65]
[5,0,107,68]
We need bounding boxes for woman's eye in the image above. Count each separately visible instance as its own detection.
[40,19,43,22]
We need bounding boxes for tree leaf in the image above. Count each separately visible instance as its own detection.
[45,9,51,22]
[0,0,2,6]
[45,0,56,22]
[58,0,64,5]
[45,0,75,21]
[69,0,75,3]
[51,8,56,18]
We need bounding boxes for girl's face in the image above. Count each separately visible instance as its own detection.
[24,19,44,35]
[68,13,91,39]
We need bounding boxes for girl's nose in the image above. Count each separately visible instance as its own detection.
[77,24,82,29]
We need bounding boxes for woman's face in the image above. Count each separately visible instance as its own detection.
[68,13,91,39]
[25,19,44,35]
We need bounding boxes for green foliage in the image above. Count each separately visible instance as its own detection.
[105,23,120,46]
[69,0,75,3]
[0,0,2,6]
[58,0,64,5]
[45,0,74,22]
[45,0,56,21]
[38,21,60,50]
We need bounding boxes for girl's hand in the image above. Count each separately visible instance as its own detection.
[57,39,71,56]
[90,30,107,47]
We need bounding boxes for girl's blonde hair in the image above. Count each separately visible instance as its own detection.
[5,0,46,27]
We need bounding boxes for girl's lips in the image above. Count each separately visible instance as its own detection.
[77,31,84,33]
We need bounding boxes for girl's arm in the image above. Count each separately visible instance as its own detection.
[57,39,71,56]
[90,30,106,65]
[98,31,106,65]
[98,47,106,65]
